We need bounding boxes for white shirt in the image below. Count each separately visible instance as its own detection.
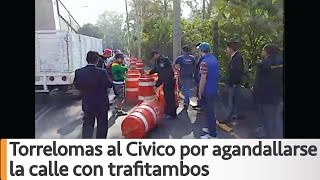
[231,51,238,58]
[105,57,114,66]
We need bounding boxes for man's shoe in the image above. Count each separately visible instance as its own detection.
[200,134,217,139]
[202,128,209,134]
[117,109,128,116]
[192,105,200,108]
[192,105,203,111]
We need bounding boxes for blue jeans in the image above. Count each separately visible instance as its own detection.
[202,95,217,137]
[226,85,241,120]
[180,78,192,105]
[257,103,283,138]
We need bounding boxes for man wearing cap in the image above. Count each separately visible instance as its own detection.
[197,43,219,139]
[74,51,112,139]
[149,50,177,119]
[98,48,112,69]
[111,53,128,116]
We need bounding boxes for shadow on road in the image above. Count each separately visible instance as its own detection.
[147,109,193,139]
[108,111,118,128]
[57,117,83,136]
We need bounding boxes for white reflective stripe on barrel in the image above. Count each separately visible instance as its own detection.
[130,112,149,132]
[139,105,157,123]
[126,88,138,92]
[139,81,154,86]
[126,78,139,81]
[138,95,156,100]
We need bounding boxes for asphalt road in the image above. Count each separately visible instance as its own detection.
[35,87,260,139]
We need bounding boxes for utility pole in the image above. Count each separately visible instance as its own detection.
[125,0,131,56]
[202,0,206,20]
[212,21,219,55]
[173,0,181,61]
[164,0,168,18]
[137,0,143,59]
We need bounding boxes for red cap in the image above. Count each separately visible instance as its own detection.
[103,48,112,56]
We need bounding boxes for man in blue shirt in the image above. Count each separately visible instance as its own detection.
[197,42,219,139]
[174,45,196,110]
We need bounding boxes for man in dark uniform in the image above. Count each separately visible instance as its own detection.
[149,50,177,119]
[74,51,112,139]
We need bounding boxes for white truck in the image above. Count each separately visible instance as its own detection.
[35,30,103,93]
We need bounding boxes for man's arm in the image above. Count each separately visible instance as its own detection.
[173,56,181,71]
[149,66,158,75]
[191,56,196,78]
[257,59,272,71]
[155,79,163,88]
[73,69,80,89]
[104,69,113,88]
[198,61,208,99]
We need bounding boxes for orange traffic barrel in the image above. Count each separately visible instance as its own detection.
[138,74,155,104]
[130,59,137,69]
[136,60,144,74]
[127,68,140,74]
[121,100,163,138]
[174,80,179,107]
[125,72,140,104]
[152,73,158,82]
[174,70,179,87]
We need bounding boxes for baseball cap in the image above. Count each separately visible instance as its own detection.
[103,48,112,56]
[197,42,210,52]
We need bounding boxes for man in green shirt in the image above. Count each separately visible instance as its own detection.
[111,53,128,116]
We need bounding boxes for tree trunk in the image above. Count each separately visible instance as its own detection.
[137,0,143,59]
[212,20,219,55]
[173,0,181,60]
[202,0,206,20]
[206,0,214,19]
[125,0,131,56]
[164,0,168,18]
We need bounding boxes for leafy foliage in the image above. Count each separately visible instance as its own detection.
[107,0,283,84]
[96,11,125,50]
[78,23,104,39]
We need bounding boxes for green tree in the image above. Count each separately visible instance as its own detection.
[97,11,125,50]
[78,23,104,39]
[126,0,283,85]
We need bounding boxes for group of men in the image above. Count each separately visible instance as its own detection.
[150,41,283,139]
[73,40,283,139]
[73,49,129,139]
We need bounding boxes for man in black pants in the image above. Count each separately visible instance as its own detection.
[149,50,177,119]
[74,51,112,139]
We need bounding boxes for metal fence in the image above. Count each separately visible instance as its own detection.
[56,0,81,33]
